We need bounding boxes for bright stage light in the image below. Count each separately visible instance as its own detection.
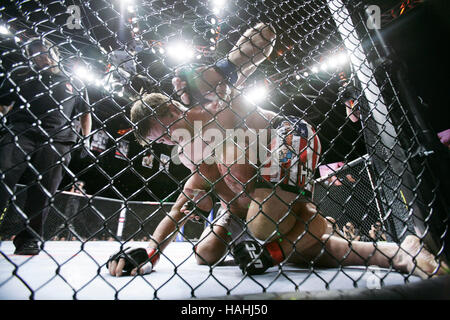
[326,52,348,69]
[212,0,226,7]
[311,66,319,73]
[244,85,267,104]
[212,0,226,14]
[0,25,10,35]
[167,42,194,62]
[74,65,88,77]
[326,57,338,68]
[335,52,348,65]
[74,64,98,84]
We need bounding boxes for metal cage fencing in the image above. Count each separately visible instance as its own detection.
[0,0,449,299]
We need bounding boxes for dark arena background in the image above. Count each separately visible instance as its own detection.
[0,0,449,302]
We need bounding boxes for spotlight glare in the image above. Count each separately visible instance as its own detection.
[311,66,319,73]
[74,65,96,84]
[167,42,194,61]
[0,25,10,35]
[244,85,267,104]
[212,0,226,14]
[212,0,226,7]
[336,52,348,65]
[74,65,88,77]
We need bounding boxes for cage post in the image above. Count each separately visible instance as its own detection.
[359,3,450,261]
[327,0,418,242]
[328,0,449,261]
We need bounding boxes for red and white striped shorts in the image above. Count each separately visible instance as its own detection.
[257,116,321,199]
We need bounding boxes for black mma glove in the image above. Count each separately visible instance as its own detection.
[107,247,159,276]
[177,64,211,106]
[177,59,237,106]
[338,82,362,104]
[232,240,284,275]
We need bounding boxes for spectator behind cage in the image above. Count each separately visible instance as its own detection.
[0,37,91,255]
[369,220,387,242]
[342,221,361,241]
[69,180,87,195]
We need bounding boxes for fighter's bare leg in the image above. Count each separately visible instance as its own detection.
[275,206,448,279]
[246,192,447,279]
[194,225,231,265]
[315,234,448,279]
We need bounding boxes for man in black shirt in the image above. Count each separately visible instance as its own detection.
[0,37,91,255]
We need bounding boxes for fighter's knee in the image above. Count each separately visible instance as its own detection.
[193,243,224,266]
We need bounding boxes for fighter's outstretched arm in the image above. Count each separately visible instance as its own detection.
[107,170,213,277]
[172,22,276,106]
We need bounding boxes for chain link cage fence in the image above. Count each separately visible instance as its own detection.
[0,0,449,300]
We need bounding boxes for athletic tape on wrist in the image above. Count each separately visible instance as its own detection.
[265,241,284,265]
[214,58,238,85]
[140,261,153,274]
[146,248,160,265]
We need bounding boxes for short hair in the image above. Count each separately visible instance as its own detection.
[25,37,60,61]
[130,92,172,146]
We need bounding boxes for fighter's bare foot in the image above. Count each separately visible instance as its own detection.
[397,235,449,279]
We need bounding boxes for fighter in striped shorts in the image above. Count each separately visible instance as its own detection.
[257,115,321,201]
